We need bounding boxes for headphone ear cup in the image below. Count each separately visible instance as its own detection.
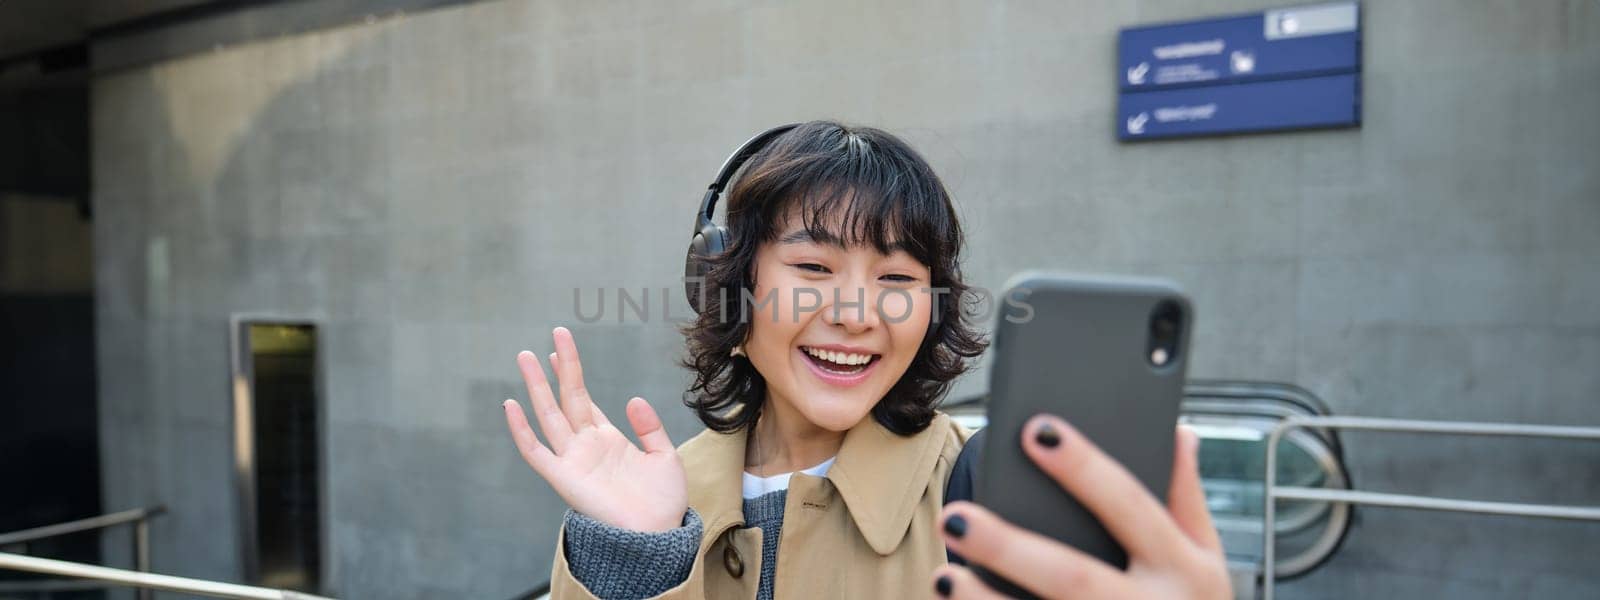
[684,226,728,313]
[704,226,727,257]
[686,124,799,318]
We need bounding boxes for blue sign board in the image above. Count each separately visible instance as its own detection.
[1119,74,1358,139]
[1117,2,1361,140]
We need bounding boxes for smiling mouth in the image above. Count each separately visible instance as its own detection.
[799,346,881,376]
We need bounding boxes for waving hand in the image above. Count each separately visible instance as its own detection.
[502,327,688,532]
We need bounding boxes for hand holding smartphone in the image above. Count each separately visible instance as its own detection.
[974,273,1193,598]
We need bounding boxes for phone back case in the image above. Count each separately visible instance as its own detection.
[976,272,1192,593]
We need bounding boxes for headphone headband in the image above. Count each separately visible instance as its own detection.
[686,123,801,314]
[699,123,801,224]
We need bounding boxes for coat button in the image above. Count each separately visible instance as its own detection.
[723,544,745,578]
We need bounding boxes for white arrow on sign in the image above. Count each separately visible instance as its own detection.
[1127,62,1149,85]
[1230,50,1255,74]
[1127,112,1149,134]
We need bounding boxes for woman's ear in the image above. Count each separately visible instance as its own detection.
[730,319,753,358]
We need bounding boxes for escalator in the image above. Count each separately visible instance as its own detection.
[1181,381,1351,594]
[940,380,1354,598]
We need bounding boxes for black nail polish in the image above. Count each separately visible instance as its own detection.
[1035,423,1061,448]
[943,514,967,539]
[935,574,952,597]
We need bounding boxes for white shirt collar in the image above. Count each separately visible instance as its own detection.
[740,456,837,500]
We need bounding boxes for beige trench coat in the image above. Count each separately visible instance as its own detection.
[550,412,972,599]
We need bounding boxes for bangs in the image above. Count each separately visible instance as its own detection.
[775,185,939,263]
[729,124,954,266]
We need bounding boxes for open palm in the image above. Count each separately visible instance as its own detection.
[502,327,688,533]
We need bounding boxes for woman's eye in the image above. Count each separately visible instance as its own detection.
[881,274,919,283]
[793,263,831,274]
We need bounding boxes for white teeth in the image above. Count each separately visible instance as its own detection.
[804,347,873,366]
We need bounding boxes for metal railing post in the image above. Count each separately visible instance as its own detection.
[0,506,176,598]
[1261,424,1285,600]
[135,518,152,600]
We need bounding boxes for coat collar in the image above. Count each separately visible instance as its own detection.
[678,412,953,556]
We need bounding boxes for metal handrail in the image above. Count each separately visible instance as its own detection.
[0,552,334,599]
[0,506,167,546]
[1262,415,1600,600]
[0,505,166,600]
[1184,415,1345,537]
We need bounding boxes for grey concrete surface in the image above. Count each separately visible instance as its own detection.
[90,0,1600,598]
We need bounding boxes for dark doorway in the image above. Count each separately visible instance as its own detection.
[234,322,322,593]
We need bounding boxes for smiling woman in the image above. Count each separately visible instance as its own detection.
[505,122,990,600]
[501,122,1229,600]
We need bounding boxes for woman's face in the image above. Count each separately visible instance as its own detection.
[743,209,934,432]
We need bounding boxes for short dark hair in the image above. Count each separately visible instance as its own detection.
[680,120,988,435]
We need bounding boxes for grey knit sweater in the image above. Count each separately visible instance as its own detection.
[563,491,788,600]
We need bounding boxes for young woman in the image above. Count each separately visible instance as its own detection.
[502,121,1230,599]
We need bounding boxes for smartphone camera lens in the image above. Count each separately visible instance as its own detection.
[1147,300,1183,368]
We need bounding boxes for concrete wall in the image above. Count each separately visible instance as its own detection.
[92,0,1600,597]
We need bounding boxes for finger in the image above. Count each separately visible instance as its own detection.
[626,397,675,454]
[502,399,559,478]
[516,350,571,453]
[551,350,614,428]
[589,402,614,428]
[929,565,1008,600]
[938,502,1132,600]
[549,327,595,429]
[1168,425,1223,553]
[1022,415,1188,566]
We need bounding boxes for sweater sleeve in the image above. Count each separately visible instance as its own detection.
[561,508,703,600]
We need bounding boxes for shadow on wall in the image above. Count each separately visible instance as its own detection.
[97,13,567,598]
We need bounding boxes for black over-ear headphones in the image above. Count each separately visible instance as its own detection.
[684,123,800,314]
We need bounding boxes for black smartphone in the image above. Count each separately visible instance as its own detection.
[975,272,1192,597]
